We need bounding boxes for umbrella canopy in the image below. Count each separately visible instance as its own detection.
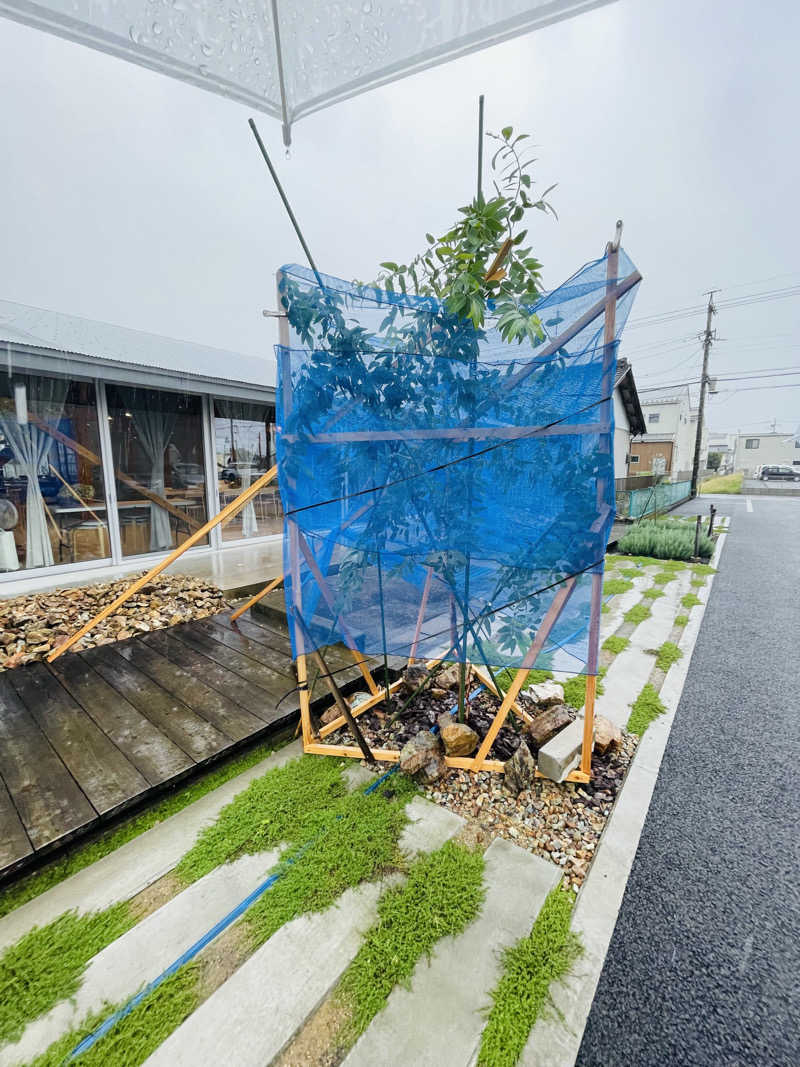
[0,0,616,143]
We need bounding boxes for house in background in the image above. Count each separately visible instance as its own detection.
[733,431,800,475]
[629,386,707,479]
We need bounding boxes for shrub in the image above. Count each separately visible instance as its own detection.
[617,519,713,561]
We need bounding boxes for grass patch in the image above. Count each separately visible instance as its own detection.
[674,614,689,627]
[0,738,283,920]
[700,472,742,494]
[681,593,702,609]
[337,842,485,1042]
[496,667,553,691]
[561,669,605,711]
[603,578,633,596]
[601,603,610,614]
[643,588,664,600]
[619,567,640,580]
[0,904,135,1045]
[690,577,705,588]
[654,641,682,672]
[627,684,666,736]
[477,886,581,1067]
[31,963,200,1067]
[602,634,629,655]
[692,563,716,576]
[652,571,677,585]
[623,603,651,626]
[618,519,713,562]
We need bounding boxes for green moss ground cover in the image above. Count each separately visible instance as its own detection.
[642,588,664,600]
[654,641,682,673]
[337,842,485,1043]
[30,964,200,1067]
[477,886,581,1067]
[652,571,677,585]
[681,593,702,609]
[627,684,666,736]
[561,669,606,711]
[603,578,633,596]
[0,904,135,1046]
[674,614,689,627]
[624,603,651,626]
[602,635,629,655]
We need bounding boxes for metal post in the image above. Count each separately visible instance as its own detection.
[477,94,485,202]
[693,515,702,558]
[707,504,716,538]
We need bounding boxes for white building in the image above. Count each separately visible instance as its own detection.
[733,431,800,475]
[629,386,707,479]
[613,358,646,481]
[707,432,737,474]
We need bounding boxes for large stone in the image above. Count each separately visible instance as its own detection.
[437,714,479,757]
[436,663,463,691]
[526,703,572,750]
[523,680,565,708]
[400,664,429,695]
[594,714,622,755]
[504,740,536,795]
[537,718,584,783]
[399,731,446,783]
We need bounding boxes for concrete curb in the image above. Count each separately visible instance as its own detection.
[520,531,728,1066]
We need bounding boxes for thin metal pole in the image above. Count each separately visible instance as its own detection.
[248,118,324,291]
[477,94,485,202]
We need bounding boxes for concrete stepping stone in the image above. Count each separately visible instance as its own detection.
[143,798,464,1067]
[0,850,282,1067]
[343,837,560,1067]
[0,740,304,953]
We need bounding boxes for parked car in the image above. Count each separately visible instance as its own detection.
[759,465,800,482]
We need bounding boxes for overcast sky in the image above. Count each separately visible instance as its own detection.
[1,0,798,435]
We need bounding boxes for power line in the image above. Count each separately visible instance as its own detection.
[627,284,800,331]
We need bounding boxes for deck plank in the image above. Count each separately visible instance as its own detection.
[48,654,192,786]
[143,628,295,717]
[165,625,298,703]
[0,674,96,849]
[115,639,270,739]
[196,617,297,674]
[8,662,150,816]
[0,774,33,870]
[86,646,232,762]
[220,614,293,656]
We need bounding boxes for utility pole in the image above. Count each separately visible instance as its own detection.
[691,291,717,497]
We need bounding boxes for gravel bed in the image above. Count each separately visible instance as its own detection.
[0,574,225,669]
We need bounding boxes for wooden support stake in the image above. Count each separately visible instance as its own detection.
[582,674,597,777]
[47,466,278,661]
[318,677,405,739]
[302,632,376,763]
[408,566,433,662]
[471,578,577,769]
[230,574,284,622]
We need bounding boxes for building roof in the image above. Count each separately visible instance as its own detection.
[0,298,275,401]
[615,358,646,436]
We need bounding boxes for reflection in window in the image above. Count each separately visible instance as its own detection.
[106,385,208,557]
[0,375,109,571]
[214,399,282,541]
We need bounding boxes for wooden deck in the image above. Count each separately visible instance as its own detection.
[0,607,374,880]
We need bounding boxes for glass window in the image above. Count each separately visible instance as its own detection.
[648,412,660,423]
[0,374,109,572]
[106,385,208,557]
[629,454,639,463]
[745,438,760,449]
[213,399,282,540]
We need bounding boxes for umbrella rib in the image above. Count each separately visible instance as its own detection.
[271,0,292,146]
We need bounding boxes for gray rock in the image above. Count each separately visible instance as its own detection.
[399,731,446,783]
[523,680,565,708]
[594,714,622,755]
[504,741,536,795]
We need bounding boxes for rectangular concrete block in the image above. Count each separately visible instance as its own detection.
[537,718,584,782]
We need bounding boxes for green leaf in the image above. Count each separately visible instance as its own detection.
[379,262,398,272]
[501,126,513,140]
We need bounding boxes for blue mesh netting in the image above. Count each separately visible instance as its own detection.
[276,249,640,674]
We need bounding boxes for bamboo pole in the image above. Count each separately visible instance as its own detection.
[47,466,278,662]
[48,463,109,556]
[230,574,284,622]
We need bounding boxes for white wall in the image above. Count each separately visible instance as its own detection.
[641,399,680,434]
[734,433,800,473]
[613,390,631,481]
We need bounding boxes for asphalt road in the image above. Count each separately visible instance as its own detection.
[578,492,800,1066]
[742,477,800,492]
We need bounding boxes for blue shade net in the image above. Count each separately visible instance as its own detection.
[276,249,640,675]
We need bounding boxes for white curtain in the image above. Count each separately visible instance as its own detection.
[132,407,177,552]
[0,376,68,569]
[216,399,259,539]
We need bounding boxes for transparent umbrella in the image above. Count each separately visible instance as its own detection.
[0,0,616,144]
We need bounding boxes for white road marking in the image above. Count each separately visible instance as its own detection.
[746,497,753,513]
